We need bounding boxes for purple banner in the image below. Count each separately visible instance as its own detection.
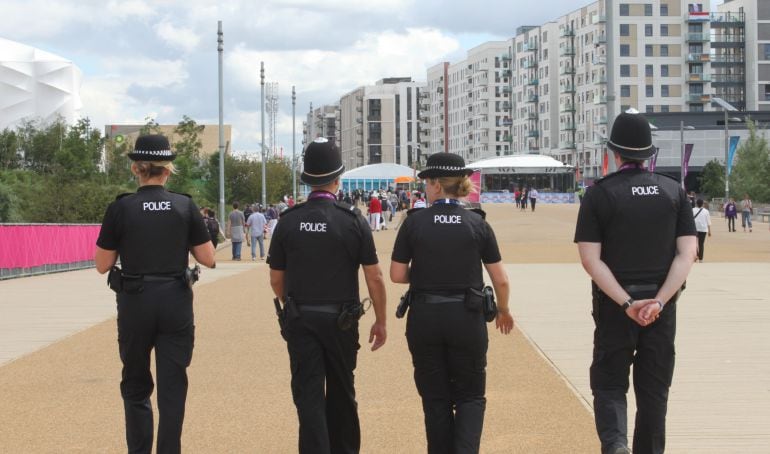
[683,144,694,179]
[649,146,659,172]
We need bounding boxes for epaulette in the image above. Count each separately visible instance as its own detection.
[168,190,192,198]
[468,208,487,219]
[279,202,306,217]
[406,207,425,216]
[115,192,133,200]
[651,171,679,182]
[333,201,361,217]
[593,172,620,185]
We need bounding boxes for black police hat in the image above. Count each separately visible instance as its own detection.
[607,111,655,160]
[301,138,345,186]
[128,135,176,161]
[417,153,473,179]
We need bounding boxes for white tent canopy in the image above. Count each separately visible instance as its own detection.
[340,163,415,180]
[467,155,573,174]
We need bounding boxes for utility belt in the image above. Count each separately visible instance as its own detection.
[396,286,497,322]
[107,265,199,294]
[592,282,685,303]
[273,297,369,340]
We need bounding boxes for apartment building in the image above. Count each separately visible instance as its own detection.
[338,78,423,170]
[302,104,339,149]
[420,42,512,163]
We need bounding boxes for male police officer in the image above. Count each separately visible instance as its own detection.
[575,112,697,454]
[268,138,387,454]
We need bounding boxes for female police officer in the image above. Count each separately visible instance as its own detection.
[390,152,513,454]
[94,135,215,454]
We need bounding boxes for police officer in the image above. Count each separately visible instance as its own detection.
[574,112,697,454]
[268,137,387,454]
[94,134,215,454]
[390,152,513,454]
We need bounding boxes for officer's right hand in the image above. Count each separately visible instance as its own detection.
[625,300,658,326]
[495,308,514,335]
[369,321,387,351]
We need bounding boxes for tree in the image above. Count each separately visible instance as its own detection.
[139,117,162,136]
[54,118,103,179]
[730,119,770,202]
[104,136,134,184]
[0,128,20,170]
[698,159,725,200]
[168,116,206,196]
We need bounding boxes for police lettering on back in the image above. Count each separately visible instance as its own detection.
[143,201,171,211]
[631,185,659,196]
[299,222,327,232]
[434,214,462,224]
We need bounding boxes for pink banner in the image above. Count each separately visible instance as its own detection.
[467,171,481,203]
[0,225,101,269]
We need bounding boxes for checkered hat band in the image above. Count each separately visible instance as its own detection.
[134,149,174,156]
[423,165,467,171]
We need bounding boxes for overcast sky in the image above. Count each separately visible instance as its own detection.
[3,0,723,156]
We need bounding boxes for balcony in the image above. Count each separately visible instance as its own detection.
[522,60,535,69]
[524,42,538,52]
[592,56,607,65]
[712,54,745,64]
[524,77,539,86]
[501,53,511,61]
[560,85,576,94]
[420,104,430,111]
[502,135,513,143]
[595,116,608,124]
[437,86,444,93]
[686,73,712,83]
[593,35,607,45]
[686,93,712,103]
[597,75,608,84]
[356,118,363,123]
[561,66,575,75]
[502,86,512,93]
[419,91,430,98]
[560,46,576,56]
[687,11,711,22]
[562,122,576,131]
[560,28,575,38]
[502,118,513,126]
[594,95,608,104]
[592,14,607,24]
[686,33,711,42]
[356,106,362,112]
[712,74,745,84]
[356,139,363,146]
[561,141,577,150]
[687,53,711,63]
[501,101,512,110]
[527,130,540,138]
[501,69,512,77]
[560,103,576,113]
[355,95,363,101]
[526,112,538,120]
[710,11,745,26]
[526,94,538,103]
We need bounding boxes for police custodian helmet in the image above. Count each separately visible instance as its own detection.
[418,153,474,179]
[301,138,345,186]
[128,135,176,161]
[606,111,655,161]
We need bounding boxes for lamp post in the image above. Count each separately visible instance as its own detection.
[260,62,267,209]
[292,85,297,201]
[680,121,695,190]
[217,21,226,225]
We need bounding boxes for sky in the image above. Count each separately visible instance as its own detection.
[3,0,724,157]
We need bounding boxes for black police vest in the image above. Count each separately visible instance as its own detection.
[594,169,683,284]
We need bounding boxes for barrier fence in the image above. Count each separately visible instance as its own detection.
[0,224,100,280]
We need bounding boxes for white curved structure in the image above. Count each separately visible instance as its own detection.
[468,154,572,173]
[340,163,415,180]
[0,38,82,129]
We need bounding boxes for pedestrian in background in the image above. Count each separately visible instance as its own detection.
[391,152,513,454]
[529,187,539,212]
[368,194,382,231]
[692,199,711,263]
[228,202,246,261]
[575,111,696,454]
[724,198,738,232]
[94,135,216,454]
[741,193,753,232]
[246,205,267,261]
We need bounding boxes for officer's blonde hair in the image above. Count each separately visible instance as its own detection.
[132,161,177,178]
[432,176,474,198]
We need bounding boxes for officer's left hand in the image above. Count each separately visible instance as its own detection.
[369,322,387,351]
[495,308,514,335]
[625,300,659,326]
[636,299,663,323]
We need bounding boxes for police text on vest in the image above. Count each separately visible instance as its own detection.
[434,215,462,224]
[143,201,171,211]
[300,222,327,232]
[631,186,659,196]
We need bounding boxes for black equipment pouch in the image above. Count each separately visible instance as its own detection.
[465,287,484,313]
[482,286,497,322]
[183,265,201,289]
[338,300,365,331]
[107,266,123,293]
[284,297,300,322]
[274,297,287,341]
[395,291,411,319]
[121,274,144,294]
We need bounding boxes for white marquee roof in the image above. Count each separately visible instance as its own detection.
[468,154,570,170]
[340,163,415,179]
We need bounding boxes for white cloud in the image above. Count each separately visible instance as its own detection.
[100,57,188,88]
[154,20,201,54]
[105,0,155,19]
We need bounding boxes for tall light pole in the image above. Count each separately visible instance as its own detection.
[217,21,226,225]
[292,85,297,200]
[261,62,267,209]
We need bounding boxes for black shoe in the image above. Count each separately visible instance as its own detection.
[612,447,631,454]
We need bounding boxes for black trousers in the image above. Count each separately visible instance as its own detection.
[286,310,360,454]
[406,299,488,454]
[117,280,194,454]
[530,198,537,211]
[590,290,677,454]
[696,232,707,261]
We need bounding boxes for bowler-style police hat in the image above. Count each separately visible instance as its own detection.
[417,153,473,179]
[301,138,345,186]
[607,111,655,160]
[128,135,176,161]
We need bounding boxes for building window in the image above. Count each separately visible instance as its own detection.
[620,64,631,77]
[661,65,669,77]
[646,105,655,113]
[645,24,653,36]
[620,3,629,16]
[690,104,704,112]
[660,4,668,16]
[661,45,669,57]
[661,105,670,112]
[645,45,653,57]
[621,85,631,97]
[764,44,770,60]
[646,64,654,77]
[661,85,670,97]
[661,24,669,36]
[543,32,548,42]
[620,24,630,36]
[764,84,770,101]
[621,44,630,56]
[644,4,653,16]
[646,85,654,97]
